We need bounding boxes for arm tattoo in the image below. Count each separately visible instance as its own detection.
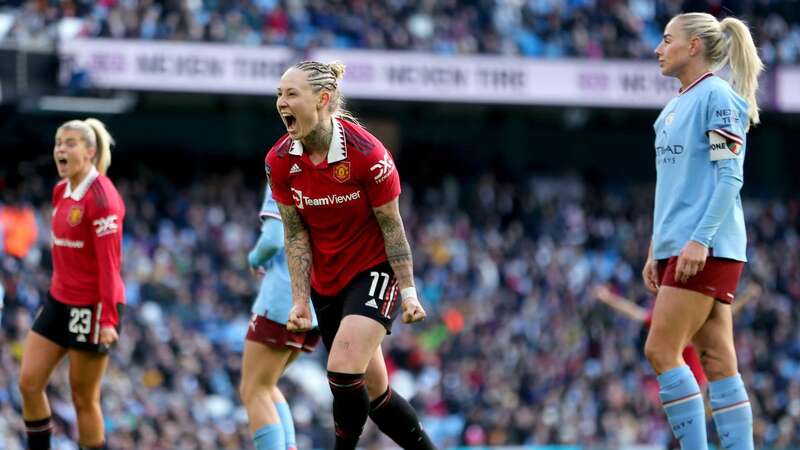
[373,201,415,289]
[277,204,312,305]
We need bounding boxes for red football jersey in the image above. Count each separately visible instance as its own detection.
[266,118,401,296]
[50,167,126,327]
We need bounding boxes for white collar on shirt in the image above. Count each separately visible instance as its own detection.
[288,117,347,163]
[63,166,99,201]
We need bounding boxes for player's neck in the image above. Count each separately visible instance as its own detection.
[68,165,93,190]
[302,117,333,161]
[677,64,711,92]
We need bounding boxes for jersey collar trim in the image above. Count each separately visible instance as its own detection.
[679,72,714,95]
[63,166,99,201]
[288,118,347,163]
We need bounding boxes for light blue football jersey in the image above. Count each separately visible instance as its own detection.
[252,186,318,327]
[652,73,748,262]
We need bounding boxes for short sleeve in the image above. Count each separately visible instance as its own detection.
[361,146,401,207]
[265,149,292,206]
[706,89,746,147]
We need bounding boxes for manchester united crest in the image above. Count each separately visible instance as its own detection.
[333,162,350,183]
[67,205,84,226]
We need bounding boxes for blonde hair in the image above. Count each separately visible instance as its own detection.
[58,118,115,175]
[675,13,765,127]
[293,60,361,125]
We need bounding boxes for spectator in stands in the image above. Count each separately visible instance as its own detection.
[2,1,799,64]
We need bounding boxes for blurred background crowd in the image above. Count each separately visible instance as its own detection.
[0,0,799,64]
[1,161,798,449]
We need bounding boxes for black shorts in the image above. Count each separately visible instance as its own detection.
[311,262,401,351]
[32,293,124,353]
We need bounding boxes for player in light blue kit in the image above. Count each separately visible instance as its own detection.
[642,12,763,450]
[240,184,319,450]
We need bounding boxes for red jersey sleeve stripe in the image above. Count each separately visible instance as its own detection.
[93,303,103,344]
[711,128,743,146]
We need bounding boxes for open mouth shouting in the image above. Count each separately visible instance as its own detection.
[56,156,69,172]
[282,114,297,135]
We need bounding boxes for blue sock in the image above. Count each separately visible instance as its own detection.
[275,401,297,450]
[253,423,285,450]
[710,374,753,450]
[658,365,708,449]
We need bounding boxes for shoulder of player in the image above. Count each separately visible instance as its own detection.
[266,134,294,162]
[703,79,748,115]
[53,179,68,197]
[340,119,385,159]
[703,77,741,102]
[87,176,123,215]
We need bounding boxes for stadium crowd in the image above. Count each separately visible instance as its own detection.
[0,163,798,449]
[0,0,799,64]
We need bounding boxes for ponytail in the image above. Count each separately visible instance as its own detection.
[83,118,114,175]
[675,13,764,128]
[720,17,765,127]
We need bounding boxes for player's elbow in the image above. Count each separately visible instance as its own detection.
[720,174,743,194]
[716,162,744,190]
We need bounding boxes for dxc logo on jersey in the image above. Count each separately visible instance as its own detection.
[93,215,119,237]
[370,152,394,184]
[292,188,362,209]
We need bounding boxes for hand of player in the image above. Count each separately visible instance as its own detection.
[593,285,614,303]
[249,266,266,278]
[99,326,118,346]
[641,258,660,294]
[744,282,762,299]
[675,240,708,284]
[287,303,312,332]
[401,297,426,324]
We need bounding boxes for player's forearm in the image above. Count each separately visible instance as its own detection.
[612,299,648,322]
[691,160,743,246]
[247,219,283,267]
[599,291,645,321]
[277,204,312,306]
[94,237,122,327]
[285,231,312,306]
[373,203,415,289]
[97,269,121,327]
[386,243,414,290]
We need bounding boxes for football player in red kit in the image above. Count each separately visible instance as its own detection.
[266,61,437,450]
[18,118,125,450]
